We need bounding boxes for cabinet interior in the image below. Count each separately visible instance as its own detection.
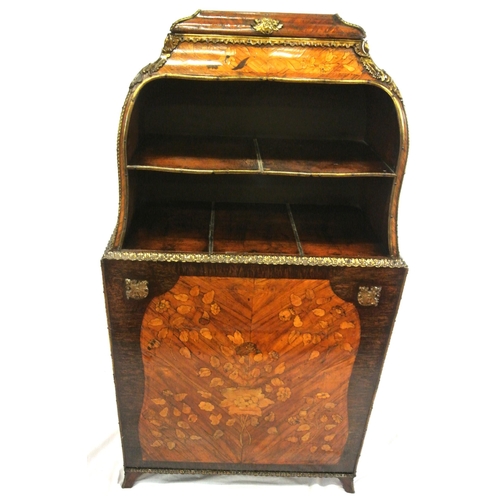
[122,79,401,257]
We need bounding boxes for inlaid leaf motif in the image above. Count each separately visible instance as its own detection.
[298,424,310,432]
[287,436,298,443]
[152,440,162,447]
[221,346,234,357]
[332,414,343,423]
[301,432,311,442]
[190,435,202,440]
[228,330,244,345]
[299,410,308,418]
[325,424,336,430]
[316,297,330,305]
[151,431,162,438]
[188,414,198,423]
[159,407,169,417]
[167,441,176,450]
[197,390,212,398]
[288,330,301,344]
[198,368,211,378]
[199,311,210,325]
[179,330,189,342]
[223,362,233,372]
[226,419,236,427]
[253,353,263,362]
[182,404,191,414]
[290,294,302,306]
[293,315,303,327]
[302,333,312,345]
[324,434,336,441]
[199,402,215,412]
[274,362,286,374]
[320,415,328,423]
[309,350,320,361]
[177,305,192,315]
[313,308,325,317]
[202,290,215,304]
[271,377,284,386]
[267,427,278,434]
[305,289,315,300]
[310,446,318,453]
[211,303,221,315]
[214,430,224,439]
[175,429,186,439]
[158,328,169,339]
[150,420,161,427]
[334,306,345,316]
[251,368,261,378]
[177,421,190,429]
[279,309,293,321]
[148,318,163,327]
[189,330,199,342]
[189,286,200,296]
[152,398,166,405]
[342,343,353,352]
[173,408,181,417]
[265,384,273,393]
[340,321,355,329]
[210,378,223,387]
[265,412,275,422]
[322,444,333,451]
[174,294,189,302]
[171,316,184,327]
[200,328,212,340]
[174,393,187,401]
[316,392,331,399]
[334,332,343,340]
[210,356,220,368]
[312,334,322,344]
[228,371,239,381]
[319,321,328,329]
[210,414,222,425]
[179,347,191,359]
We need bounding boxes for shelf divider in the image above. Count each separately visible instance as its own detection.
[286,204,304,257]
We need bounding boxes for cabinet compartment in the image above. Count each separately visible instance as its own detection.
[123,172,392,257]
[127,79,400,176]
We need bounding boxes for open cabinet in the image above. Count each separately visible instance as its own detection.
[102,11,408,493]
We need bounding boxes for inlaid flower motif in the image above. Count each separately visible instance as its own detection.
[221,388,274,416]
[276,387,291,402]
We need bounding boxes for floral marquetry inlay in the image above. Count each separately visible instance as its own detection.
[138,277,360,465]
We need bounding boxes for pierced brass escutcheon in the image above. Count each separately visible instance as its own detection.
[357,286,381,307]
[125,279,149,300]
[251,18,283,35]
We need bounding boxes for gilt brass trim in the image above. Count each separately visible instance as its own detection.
[129,35,180,91]
[332,14,366,38]
[252,18,284,35]
[104,251,407,268]
[125,466,355,479]
[170,9,202,31]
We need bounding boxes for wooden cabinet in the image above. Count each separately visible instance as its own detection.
[102,11,408,493]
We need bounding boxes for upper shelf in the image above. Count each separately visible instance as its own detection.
[128,136,395,177]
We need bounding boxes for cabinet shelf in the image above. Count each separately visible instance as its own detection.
[128,136,395,177]
[123,202,386,257]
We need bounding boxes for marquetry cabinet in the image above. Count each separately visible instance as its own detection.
[102,11,408,493]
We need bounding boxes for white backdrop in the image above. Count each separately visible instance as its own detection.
[2,1,498,498]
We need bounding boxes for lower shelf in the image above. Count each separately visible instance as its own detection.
[122,202,387,257]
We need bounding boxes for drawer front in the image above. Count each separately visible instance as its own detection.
[102,259,406,473]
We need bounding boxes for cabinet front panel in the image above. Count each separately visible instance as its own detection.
[102,259,406,473]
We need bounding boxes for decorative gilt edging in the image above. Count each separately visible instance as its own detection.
[126,467,355,478]
[129,35,180,91]
[103,251,407,268]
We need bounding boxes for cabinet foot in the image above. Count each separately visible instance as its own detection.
[339,476,355,493]
[122,470,143,488]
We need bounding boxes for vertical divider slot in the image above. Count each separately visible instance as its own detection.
[286,204,304,257]
[208,202,215,254]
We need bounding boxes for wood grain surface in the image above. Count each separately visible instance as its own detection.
[138,276,360,465]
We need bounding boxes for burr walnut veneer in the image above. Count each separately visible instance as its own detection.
[102,10,408,494]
